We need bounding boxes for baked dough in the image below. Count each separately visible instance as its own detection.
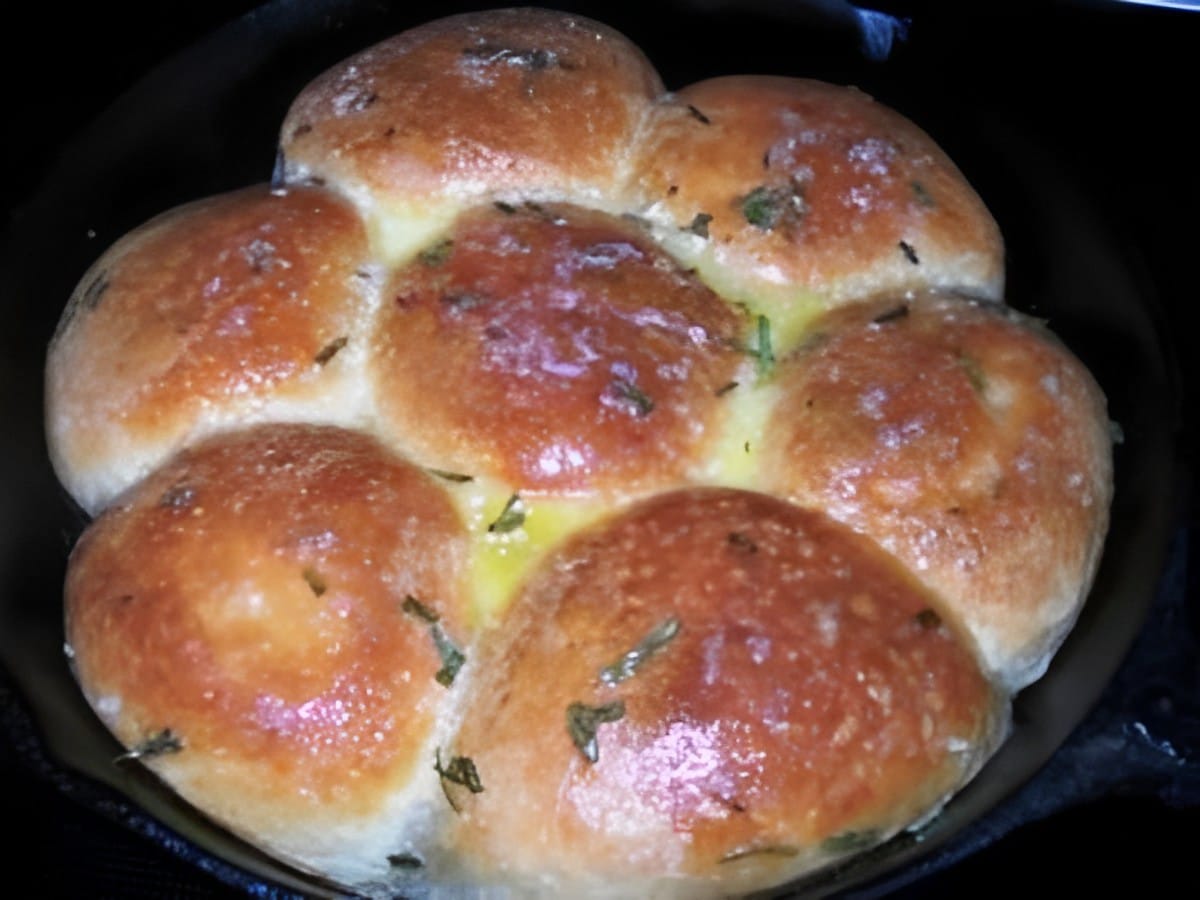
[47,8,1112,897]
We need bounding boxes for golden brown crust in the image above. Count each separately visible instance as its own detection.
[761,293,1112,688]
[279,7,662,257]
[64,424,471,883]
[372,202,743,495]
[45,8,1113,896]
[630,77,1004,307]
[45,185,375,515]
[448,488,1002,895]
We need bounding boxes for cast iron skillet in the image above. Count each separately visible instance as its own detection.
[0,0,1186,896]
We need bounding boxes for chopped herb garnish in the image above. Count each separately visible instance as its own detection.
[687,104,712,125]
[387,853,424,869]
[915,608,942,630]
[566,700,625,763]
[426,467,475,483]
[598,618,681,686]
[432,631,467,687]
[898,240,920,265]
[739,183,806,231]
[114,729,183,764]
[872,304,910,325]
[911,180,936,208]
[957,352,987,393]
[487,494,526,534]
[612,378,655,416]
[715,380,739,397]
[80,271,110,312]
[741,185,786,230]
[402,595,467,686]
[402,594,439,624]
[686,212,714,238]
[719,844,800,864]
[822,830,880,854]
[521,201,564,223]
[302,568,327,597]
[418,238,454,267]
[314,335,349,365]
[434,750,483,812]
[750,314,775,379]
[727,532,758,554]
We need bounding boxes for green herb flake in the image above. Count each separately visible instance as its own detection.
[686,212,714,238]
[426,467,475,484]
[566,700,626,763]
[598,617,681,686]
[432,630,467,687]
[434,750,484,812]
[915,608,942,630]
[487,493,526,534]
[387,853,424,870]
[402,595,467,686]
[957,352,987,394]
[114,728,184,764]
[750,314,775,379]
[719,844,800,864]
[418,238,454,267]
[612,378,655,416]
[911,180,936,208]
[741,185,787,230]
[314,336,349,365]
[822,829,880,854]
[740,181,808,232]
[302,567,327,597]
[402,594,440,624]
[80,271,110,312]
[872,304,909,325]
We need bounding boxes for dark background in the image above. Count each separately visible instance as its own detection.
[2,0,1197,896]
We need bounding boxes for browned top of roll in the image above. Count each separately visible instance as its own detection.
[631,76,1004,305]
[372,202,743,494]
[447,487,1001,894]
[45,185,374,515]
[64,424,470,875]
[279,8,661,221]
[761,293,1112,688]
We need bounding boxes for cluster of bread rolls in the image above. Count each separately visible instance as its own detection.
[46,8,1113,898]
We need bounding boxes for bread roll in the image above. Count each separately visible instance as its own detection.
[46,7,1113,898]
[759,293,1112,689]
[447,488,1004,898]
[64,424,472,888]
[46,185,376,515]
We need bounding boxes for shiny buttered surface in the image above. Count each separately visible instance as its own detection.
[47,7,1111,898]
